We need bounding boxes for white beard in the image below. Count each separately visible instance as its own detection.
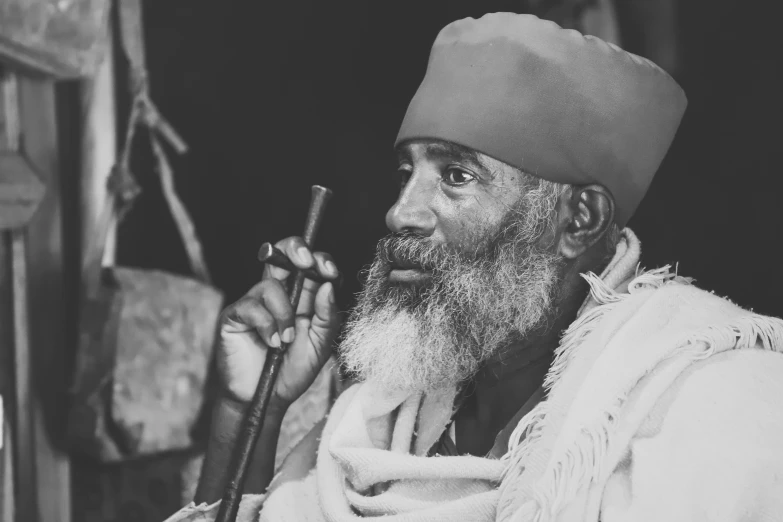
[339,305,468,393]
[339,211,563,394]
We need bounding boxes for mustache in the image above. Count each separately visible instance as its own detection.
[379,233,444,271]
[372,231,494,275]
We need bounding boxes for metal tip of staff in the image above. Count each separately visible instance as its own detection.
[312,185,333,196]
[257,242,274,261]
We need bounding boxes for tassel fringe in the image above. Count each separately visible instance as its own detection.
[545,265,680,391]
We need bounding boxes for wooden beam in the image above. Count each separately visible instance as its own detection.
[9,70,73,522]
[10,227,34,522]
[1,68,36,522]
[80,32,118,267]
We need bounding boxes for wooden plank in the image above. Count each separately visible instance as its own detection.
[0,68,36,522]
[1,395,15,522]
[0,234,16,522]
[16,72,72,522]
[0,83,14,508]
[10,228,35,522]
[0,75,18,417]
[80,34,117,267]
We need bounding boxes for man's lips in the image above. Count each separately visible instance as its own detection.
[388,267,432,284]
[387,260,432,284]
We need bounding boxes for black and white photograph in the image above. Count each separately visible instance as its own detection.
[0,1,781,521]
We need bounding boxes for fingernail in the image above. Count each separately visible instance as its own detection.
[270,332,281,348]
[327,283,335,304]
[281,327,295,343]
[297,247,312,265]
[325,260,337,275]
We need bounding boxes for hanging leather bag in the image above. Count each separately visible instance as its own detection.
[66,0,224,462]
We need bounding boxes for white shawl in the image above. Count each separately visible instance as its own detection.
[166,229,783,522]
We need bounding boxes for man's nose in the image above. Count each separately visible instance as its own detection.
[385,174,437,236]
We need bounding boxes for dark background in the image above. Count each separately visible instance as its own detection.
[117,0,783,319]
[73,1,783,520]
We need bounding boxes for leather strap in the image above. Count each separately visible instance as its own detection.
[82,0,212,292]
[151,134,212,284]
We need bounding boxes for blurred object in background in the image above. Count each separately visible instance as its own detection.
[528,0,621,44]
[527,0,679,74]
[614,0,679,76]
[66,0,223,463]
[0,0,110,77]
[580,0,621,45]
[539,0,680,76]
[0,66,53,522]
[0,74,45,229]
[1,396,13,522]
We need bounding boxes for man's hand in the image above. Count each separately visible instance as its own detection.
[195,237,339,503]
[217,236,340,409]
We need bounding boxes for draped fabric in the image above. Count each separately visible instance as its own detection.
[164,229,783,521]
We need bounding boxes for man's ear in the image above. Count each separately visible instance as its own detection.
[556,184,615,259]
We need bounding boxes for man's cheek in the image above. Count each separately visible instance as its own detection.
[444,225,501,261]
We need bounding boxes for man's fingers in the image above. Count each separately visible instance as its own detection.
[223,296,281,348]
[295,254,337,315]
[312,282,336,324]
[284,283,337,359]
[258,279,296,343]
[276,237,315,269]
[227,279,295,346]
[312,252,339,279]
[309,282,338,347]
[262,237,339,285]
[262,237,312,282]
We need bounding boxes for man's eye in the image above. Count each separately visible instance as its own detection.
[443,168,475,186]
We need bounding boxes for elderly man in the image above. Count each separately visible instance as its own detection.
[167,12,783,522]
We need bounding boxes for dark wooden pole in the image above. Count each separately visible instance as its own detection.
[215,185,333,522]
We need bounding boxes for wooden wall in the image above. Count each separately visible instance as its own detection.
[0,69,73,522]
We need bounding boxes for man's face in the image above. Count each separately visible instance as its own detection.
[386,140,531,270]
[339,140,565,393]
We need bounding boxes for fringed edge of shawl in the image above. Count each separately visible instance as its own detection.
[498,265,680,519]
[499,264,783,522]
[544,266,689,392]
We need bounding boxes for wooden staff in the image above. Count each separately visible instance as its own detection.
[215,185,333,522]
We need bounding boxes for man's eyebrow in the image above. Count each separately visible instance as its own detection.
[428,142,502,182]
[425,141,482,166]
[395,141,492,177]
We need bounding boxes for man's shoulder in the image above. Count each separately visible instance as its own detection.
[628,345,783,450]
[601,348,783,521]
[661,347,783,422]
